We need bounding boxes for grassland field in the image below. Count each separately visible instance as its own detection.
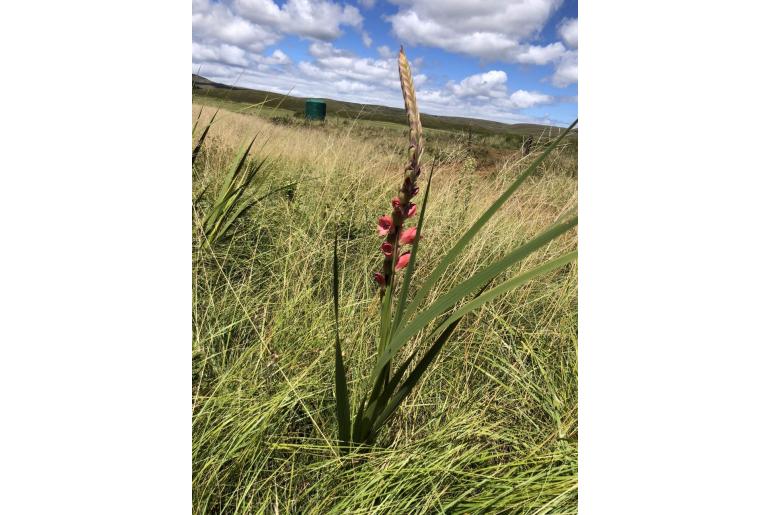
[192,97,578,513]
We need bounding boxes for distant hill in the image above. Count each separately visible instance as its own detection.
[192,74,570,137]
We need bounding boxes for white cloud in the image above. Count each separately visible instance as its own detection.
[362,31,372,47]
[515,42,566,65]
[192,42,251,67]
[358,0,376,8]
[387,0,565,63]
[377,45,395,59]
[384,1,578,89]
[193,0,281,53]
[417,86,559,125]
[300,41,426,92]
[193,0,363,77]
[551,49,577,87]
[558,17,578,48]
[193,41,293,70]
[261,49,292,65]
[308,41,343,58]
[233,0,363,41]
[422,69,558,123]
[335,79,378,93]
[509,89,553,108]
[448,70,508,99]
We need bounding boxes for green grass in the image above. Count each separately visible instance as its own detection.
[192,103,578,513]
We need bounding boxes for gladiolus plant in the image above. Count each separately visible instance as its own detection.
[332,47,578,451]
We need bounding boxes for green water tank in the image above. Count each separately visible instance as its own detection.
[304,99,326,121]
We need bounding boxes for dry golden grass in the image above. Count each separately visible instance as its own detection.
[193,104,404,180]
[192,102,576,229]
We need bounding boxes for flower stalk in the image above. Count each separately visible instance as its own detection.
[375,47,424,293]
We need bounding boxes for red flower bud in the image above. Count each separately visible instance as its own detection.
[377,215,393,236]
[395,252,411,271]
[399,227,417,245]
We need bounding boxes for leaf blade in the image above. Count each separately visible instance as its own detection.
[399,119,578,326]
[371,251,577,433]
[192,109,218,165]
[369,317,464,436]
[364,282,490,443]
[374,216,577,375]
[333,232,351,448]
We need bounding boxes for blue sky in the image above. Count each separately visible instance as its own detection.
[193,0,577,126]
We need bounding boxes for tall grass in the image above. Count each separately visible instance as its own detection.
[192,68,578,511]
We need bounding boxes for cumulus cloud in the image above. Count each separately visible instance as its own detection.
[551,50,577,87]
[307,41,335,58]
[358,0,376,8]
[425,71,562,123]
[448,70,508,99]
[515,42,566,65]
[193,42,292,71]
[192,42,250,67]
[301,41,427,92]
[417,85,560,125]
[193,0,281,53]
[233,0,363,41]
[362,31,372,47]
[384,1,578,90]
[558,17,578,48]
[193,0,365,79]
[387,0,565,63]
[509,89,553,108]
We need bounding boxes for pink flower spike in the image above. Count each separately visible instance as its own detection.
[381,242,393,257]
[395,252,411,271]
[374,272,385,285]
[400,227,417,245]
[406,203,417,218]
[391,197,401,209]
[377,215,393,236]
